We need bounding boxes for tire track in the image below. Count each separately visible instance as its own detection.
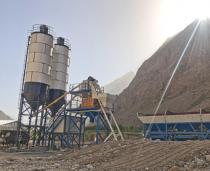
[104,142,179,169]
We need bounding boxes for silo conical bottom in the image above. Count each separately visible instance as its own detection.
[24,82,48,111]
[48,89,65,116]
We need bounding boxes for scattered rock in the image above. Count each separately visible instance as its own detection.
[7,158,16,161]
[168,166,181,171]
[52,163,60,168]
[177,161,185,167]
[0,140,210,170]
[86,164,94,170]
[184,164,188,168]
[79,168,88,171]
[189,160,196,168]
[31,168,45,171]
[81,145,89,149]
[72,164,79,170]
[205,155,210,162]
[194,157,205,167]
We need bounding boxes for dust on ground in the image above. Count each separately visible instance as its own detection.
[1,140,210,171]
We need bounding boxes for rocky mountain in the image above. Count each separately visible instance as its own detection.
[104,72,135,95]
[0,110,11,120]
[114,19,210,126]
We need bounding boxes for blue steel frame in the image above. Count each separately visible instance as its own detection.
[17,91,51,148]
[65,83,111,145]
[144,122,210,140]
[65,108,110,144]
[87,110,110,144]
[47,111,87,149]
[17,81,112,149]
[46,103,111,149]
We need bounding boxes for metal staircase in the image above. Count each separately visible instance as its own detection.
[47,112,64,133]
[46,94,77,133]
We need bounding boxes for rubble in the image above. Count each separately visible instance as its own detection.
[1,140,210,170]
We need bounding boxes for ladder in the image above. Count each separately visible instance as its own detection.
[18,36,31,108]
[47,113,64,133]
[89,82,124,142]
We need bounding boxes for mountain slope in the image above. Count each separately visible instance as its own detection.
[104,72,135,95]
[114,20,210,126]
[0,110,12,120]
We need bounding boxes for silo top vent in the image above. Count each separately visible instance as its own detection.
[31,24,54,36]
[57,37,65,45]
[40,25,48,34]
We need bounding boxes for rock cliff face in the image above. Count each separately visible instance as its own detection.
[115,20,210,126]
[104,72,135,95]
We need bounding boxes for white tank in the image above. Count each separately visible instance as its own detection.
[25,25,53,85]
[48,37,70,115]
[23,25,53,111]
[50,37,70,91]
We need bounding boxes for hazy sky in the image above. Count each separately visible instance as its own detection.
[0,0,201,118]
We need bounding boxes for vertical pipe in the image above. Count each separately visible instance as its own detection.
[20,36,31,95]
[63,103,67,147]
[200,108,203,139]
[96,115,100,144]
[82,118,86,146]
[67,115,71,147]
[143,124,145,138]
[78,115,83,148]
[164,111,168,140]
[51,134,55,149]
[63,107,67,148]
[47,133,51,150]
[37,105,44,146]
[16,95,24,148]
[33,113,38,146]
[42,110,47,146]
[27,109,32,148]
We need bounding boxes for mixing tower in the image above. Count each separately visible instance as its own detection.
[46,77,124,148]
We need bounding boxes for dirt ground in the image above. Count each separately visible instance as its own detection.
[1,140,210,171]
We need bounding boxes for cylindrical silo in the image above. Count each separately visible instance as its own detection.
[48,37,70,115]
[24,24,53,111]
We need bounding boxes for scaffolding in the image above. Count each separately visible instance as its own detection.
[17,76,124,149]
[47,77,124,148]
